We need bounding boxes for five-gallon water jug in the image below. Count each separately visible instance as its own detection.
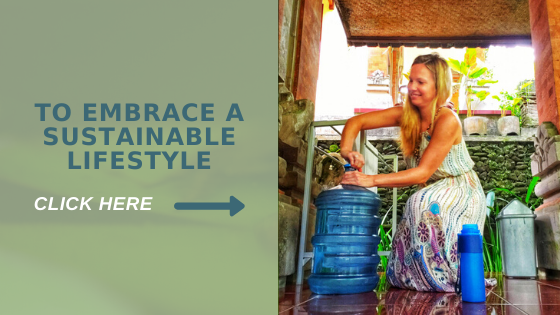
[308,176,381,295]
[458,224,485,302]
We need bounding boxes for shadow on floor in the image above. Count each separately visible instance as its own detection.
[279,273,560,314]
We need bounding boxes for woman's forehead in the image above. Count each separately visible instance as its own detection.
[410,64,434,79]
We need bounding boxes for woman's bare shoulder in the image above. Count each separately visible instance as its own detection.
[437,107,460,125]
[434,108,462,143]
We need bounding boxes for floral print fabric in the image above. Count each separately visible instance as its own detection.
[387,131,486,292]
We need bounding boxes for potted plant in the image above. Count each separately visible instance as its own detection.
[493,81,533,136]
[448,49,498,136]
[493,91,522,136]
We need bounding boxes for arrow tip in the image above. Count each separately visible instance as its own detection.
[230,196,244,216]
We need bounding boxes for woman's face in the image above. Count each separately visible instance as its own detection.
[408,64,436,108]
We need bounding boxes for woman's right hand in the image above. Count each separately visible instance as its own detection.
[341,150,365,169]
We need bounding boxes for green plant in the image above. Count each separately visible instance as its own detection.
[448,49,498,117]
[328,144,340,153]
[494,176,541,210]
[493,91,522,118]
[482,176,541,272]
[517,80,534,97]
[378,225,392,272]
[483,198,502,272]
[493,81,533,118]
[516,80,535,126]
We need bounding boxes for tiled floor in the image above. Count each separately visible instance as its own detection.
[279,273,560,314]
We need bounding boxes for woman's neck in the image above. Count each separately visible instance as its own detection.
[418,106,434,122]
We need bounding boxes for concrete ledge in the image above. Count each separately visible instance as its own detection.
[317,134,536,143]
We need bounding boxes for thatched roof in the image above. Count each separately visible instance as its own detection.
[334,0,531,47]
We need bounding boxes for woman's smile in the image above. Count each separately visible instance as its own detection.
[408,64,436,107]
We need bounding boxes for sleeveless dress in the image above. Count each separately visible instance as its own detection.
[386,131,486,292]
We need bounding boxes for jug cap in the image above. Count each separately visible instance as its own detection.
[344,163,357,172]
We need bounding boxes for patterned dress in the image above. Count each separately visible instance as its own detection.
[386,131,486,292]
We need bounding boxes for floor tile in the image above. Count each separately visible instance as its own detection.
[536,279,560,288]
[486,305,530,315]
[304,291,380,306]
[280,274,560,314]
[514,304,560,315]
[278,304,294,314]
[280,285,314,306]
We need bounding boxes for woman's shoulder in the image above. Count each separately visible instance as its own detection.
[433,107,462,144]
[435,107,461,130]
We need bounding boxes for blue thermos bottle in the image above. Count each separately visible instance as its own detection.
[458,224,485,302]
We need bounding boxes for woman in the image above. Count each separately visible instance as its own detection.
[339,53,486,292]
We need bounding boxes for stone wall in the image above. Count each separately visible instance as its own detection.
[278,85,320,287]
[278,0,323,288]
[531,123,560,273]
[318,138,539,223]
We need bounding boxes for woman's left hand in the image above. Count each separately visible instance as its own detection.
[341,171,374,187]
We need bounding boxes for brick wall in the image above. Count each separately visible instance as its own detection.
[529,0,560,130]
[293,0,323,103]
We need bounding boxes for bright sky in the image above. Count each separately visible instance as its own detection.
[486,45,535,93]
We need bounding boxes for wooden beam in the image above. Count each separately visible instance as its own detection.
[347,35,532,48]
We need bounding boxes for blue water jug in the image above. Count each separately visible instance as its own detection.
[458,224,485,302]
[308,178,381,295]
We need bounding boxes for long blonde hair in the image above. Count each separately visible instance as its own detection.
[399,53,452,157]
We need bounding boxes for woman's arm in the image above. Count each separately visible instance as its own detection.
[340,106,403,168]
[341,110,461,188]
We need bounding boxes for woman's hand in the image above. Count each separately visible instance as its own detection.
[341,171,374,187]
[341,150,365,169]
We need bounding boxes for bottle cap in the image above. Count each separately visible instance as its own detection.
[458,224,482,253]
[461,224,480,234]
[344,163,357,172]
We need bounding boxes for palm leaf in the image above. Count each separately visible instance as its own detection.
[447,59,462,73]
[526,176,540,204]
[494,187,522,201]
[469,67,487,79]
[519,81,533,90]
[465,48,477,67]
[477,79,499,85]
[476,90,490,101]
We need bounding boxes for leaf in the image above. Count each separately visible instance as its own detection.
[460,63,468,76]
[475,90,490,101]
[492,95,501,101]
[447,58,462,73]
[512,98,522,106]
[519,81,533,90]
[526,176,540,204]
[469,67,487,79]
[465,48,477,67]
[329,144,339,152]
[477,79,499,85]
[494,187,522,202]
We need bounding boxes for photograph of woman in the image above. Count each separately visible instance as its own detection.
[339,53,487,292]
